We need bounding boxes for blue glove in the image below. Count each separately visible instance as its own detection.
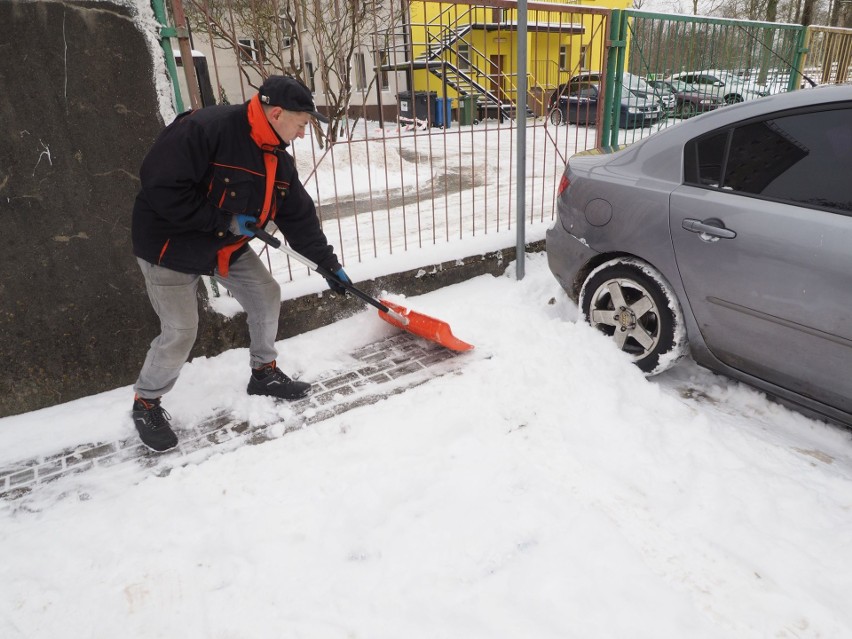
[326,268,350,296]
[230,214,258,237]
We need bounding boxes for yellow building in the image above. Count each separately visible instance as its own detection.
[393,0,631,118]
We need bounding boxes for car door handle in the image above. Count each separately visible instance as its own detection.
[682,218,737,240]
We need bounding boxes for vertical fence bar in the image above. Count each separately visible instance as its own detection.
[515,0,528,279]
[150,0,184,112]
[170,0,202,109]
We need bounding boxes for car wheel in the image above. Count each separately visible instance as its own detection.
[724,93,744,104]
[678,101,697,118]
[549,108,564,126]
[579,258,687,375]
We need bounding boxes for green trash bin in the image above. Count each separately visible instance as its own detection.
[457,95,477,125]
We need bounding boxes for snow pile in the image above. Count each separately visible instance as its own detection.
[1,253,851,638]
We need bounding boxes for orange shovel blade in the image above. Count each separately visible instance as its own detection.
[378,300,474,352]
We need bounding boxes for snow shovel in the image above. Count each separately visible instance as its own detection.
[249,225,474,352]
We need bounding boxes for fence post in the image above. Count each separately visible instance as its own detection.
[791,26,811,91]
[603,9,627,147]
[516,0,529,280]
[150,0,184,113]
[170,0,203,110]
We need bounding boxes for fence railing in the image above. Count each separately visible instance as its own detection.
[155,0,851,296]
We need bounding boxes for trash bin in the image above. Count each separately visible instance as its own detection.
[397,90,414,120]
[435,97,453,129]
[457,95,476,125]
[397,91,437,125]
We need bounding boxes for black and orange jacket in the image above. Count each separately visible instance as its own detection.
[132,96,340,277]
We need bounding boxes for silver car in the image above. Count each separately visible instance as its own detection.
[669,70,769,103]
[546,85,852,426]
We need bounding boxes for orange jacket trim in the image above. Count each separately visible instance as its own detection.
[216,96,280,277]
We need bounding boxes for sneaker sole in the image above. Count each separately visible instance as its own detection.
[140,440,179,454]
[247,386,311,401]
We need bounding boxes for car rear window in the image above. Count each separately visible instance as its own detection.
[684,105,852,213]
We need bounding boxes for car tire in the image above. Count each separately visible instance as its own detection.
[579,258,687,375]
[724,93,744,104]
[549,108,564,126]
[678,101,697,118]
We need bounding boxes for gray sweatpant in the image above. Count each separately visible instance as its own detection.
[133,249,281,399]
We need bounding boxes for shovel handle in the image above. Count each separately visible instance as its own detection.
[248,224,395,316]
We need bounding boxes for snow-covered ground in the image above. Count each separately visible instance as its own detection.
[5,5,849,632]
[2,252,851,638]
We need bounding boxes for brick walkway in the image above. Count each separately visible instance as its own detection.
[0,333,474,505]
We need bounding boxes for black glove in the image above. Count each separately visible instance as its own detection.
[326,268,350,296]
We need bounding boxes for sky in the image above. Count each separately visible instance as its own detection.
[2,251,851,638]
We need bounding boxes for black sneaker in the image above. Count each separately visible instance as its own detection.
[132,397,178,452]
[247,362,311,400]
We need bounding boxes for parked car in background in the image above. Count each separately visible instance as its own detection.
[565,72,677,112]
[545,84,852,426]
[668,69,769,103]
[649,79,725,117]
[548,82,662,128]
[646,80,678,115]
[548,73,663,128]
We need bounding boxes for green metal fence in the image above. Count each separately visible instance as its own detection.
[153,0,851,282]
[600,11,808,146]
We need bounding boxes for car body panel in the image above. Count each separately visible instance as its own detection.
[670,188,852,414]
[546,84,852,427]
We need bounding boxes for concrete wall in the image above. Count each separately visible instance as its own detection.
[0,0,170,416]
[0,0,534,419]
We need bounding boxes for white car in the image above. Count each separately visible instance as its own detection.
[668,70,769,104]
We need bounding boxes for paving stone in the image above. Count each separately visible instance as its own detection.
[323,372,362,389]
[9,469,35,486]
[36,460,65,478]
[387,362,426,378]
[0,332,473,504]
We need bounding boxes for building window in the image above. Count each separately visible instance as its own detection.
[457,43,471,71]
[279,17,293,48]
[238,38,266,65]
[377,49,390,90]
[558,45,568,71]
[579,45,589,71]
[355,53,367,90]
[306,62,315,93]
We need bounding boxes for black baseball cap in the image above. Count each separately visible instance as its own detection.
[258,75,328,123]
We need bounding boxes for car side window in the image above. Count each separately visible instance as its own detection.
[724,108,851,212]
[684,105,852,213]
[570,83,597,99]
[684,129,729,187]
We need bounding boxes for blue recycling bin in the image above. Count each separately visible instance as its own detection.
[435,97,453,129]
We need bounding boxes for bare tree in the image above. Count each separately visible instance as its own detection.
[185,0,400,144]
[834,0,852,26]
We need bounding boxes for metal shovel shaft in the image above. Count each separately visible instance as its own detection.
[248,224,472,352]
[249,226,408,325]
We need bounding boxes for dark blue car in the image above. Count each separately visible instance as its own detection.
[548,81,662,129]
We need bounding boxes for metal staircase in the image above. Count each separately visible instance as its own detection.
[386,9,536,121]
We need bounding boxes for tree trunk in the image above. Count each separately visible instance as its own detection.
[758,0,779,87]
[800,0,817,25]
